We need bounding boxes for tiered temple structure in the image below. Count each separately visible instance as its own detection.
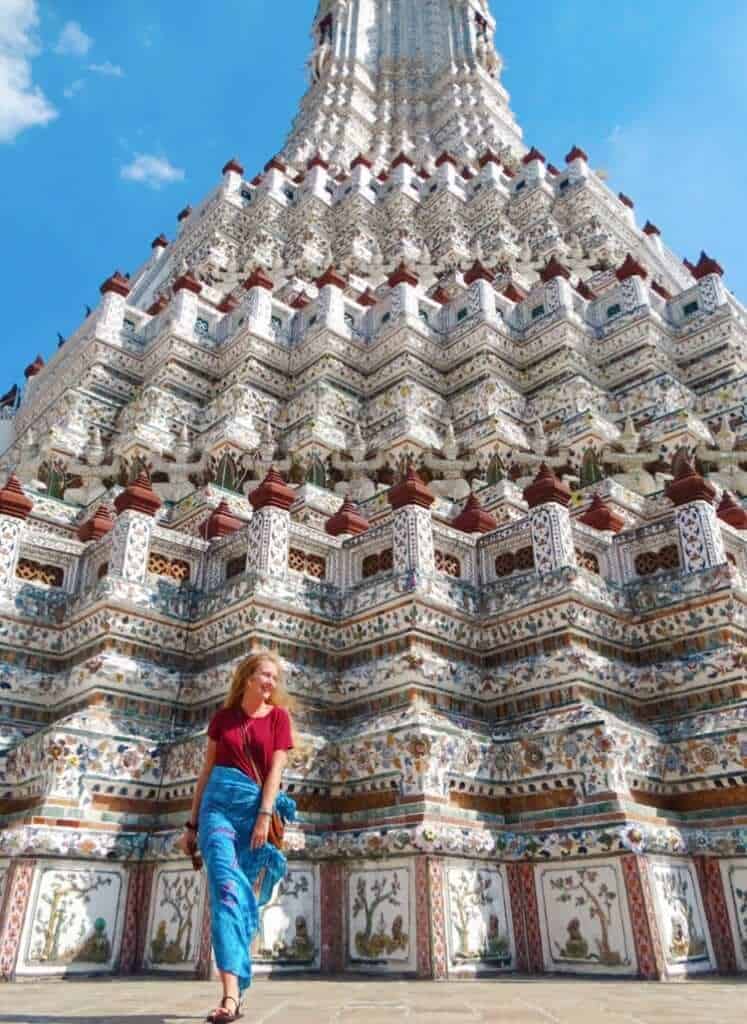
[1,0,746,982]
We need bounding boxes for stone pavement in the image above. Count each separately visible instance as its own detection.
[1,977,746,1024]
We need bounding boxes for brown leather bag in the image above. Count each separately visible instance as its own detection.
[245,746,285,850]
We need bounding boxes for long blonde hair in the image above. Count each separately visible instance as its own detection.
[224,649,295,714]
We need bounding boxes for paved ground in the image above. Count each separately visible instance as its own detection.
[1,977,746,1024]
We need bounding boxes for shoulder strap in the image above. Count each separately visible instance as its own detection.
[243,732,265,786]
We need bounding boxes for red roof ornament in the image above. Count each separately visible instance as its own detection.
[478,148,502,168]
[616,253,648,282]
[290,291,312,310]
[78,503,115,542]
[522,147,546,166]
[316,265,347,290]
[24,355,45,379]
[665,456,716,507]
[388,262,419,288]
[242,266,274,292]
[431,286,451,305]
[263,156,287,174]
[643,221,661,237]
[618,192,635,209]
[307,152,330,171]
[151,233,169,249]
[201,498,243,539]
[114,471,162,517]
[683,258,696,276]
[0,474,33,520]
[574,280,596,301]
[651,281,672,300]
[177,205,192,222]
[147,294,170,316]
[435,151,458,168]
[452,491,497,534]
[540,256,571,283]
[523,463,571,509]
[461,165,475,180]
[693,251,724,280]
[357,288,378,308]
[502,282,527,303]
[388,466,435,510]
[173,269,202,295]
[249,467,295,512]
[579,494,624,533]
[351,153,373,170]
[565,145,588,164]
[222,156,245,176]
[391,151,415,169]
[464,259,495,285]
[717,491,747,530]
[100,271,131,298]
[250,174,262,187]
[547,163,560,177]
[325,496,370,537]
[218,293,241,314]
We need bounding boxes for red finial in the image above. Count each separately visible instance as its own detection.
[100,271,130,298]
[351,153,373,170]
[717,491,747,530]
[665,456,716,507]
[249,468,295,512]
[693,251,724,280]
[114,471,162,517]
[177,205,192,222]
[78,503,115,542]
[388,466,435,510]
[24,355,45,379]
[522,147,546,166]
[651,281,672,300]
[502,282,527,303]
[643,221,661,237]
[540,256,571,283]
[290,291,312,310]
[435,151,458,168]
[388,262,419,287]
[147,294,170,316]
[325,496,370,537]
[391,151,415,169]
[616,254,648,282]
[357,288,378,308]
[263,156,287,174]
[565,145,588,164]
[579,494,624,533]
[316,265,347,290]
[451,491,497,534]
[479,148,502,168]
[242,266,274,292]
[618,192,635,209]
[151,233,169,249]
[222,156,244,176]
[217,293,240,314]
[431,286,451,306]
[201,498,243,539]
[523,464,571,509]
[574,280,596,301]
[173,269,202,295]
[464,260,495,285]
[0,474,33,520]
[307,152,330,171]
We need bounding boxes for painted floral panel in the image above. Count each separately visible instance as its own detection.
[445,862,513,970]
[20,864,125,974]
[347,863,413,970]
[254,867,319,969]
[650,860,713,974]
[145,865,205,971]
[720,859,747,971]
[537,861,636,975]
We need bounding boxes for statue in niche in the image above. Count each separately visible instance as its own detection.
[696,416,747,496]
[309,12,333,83]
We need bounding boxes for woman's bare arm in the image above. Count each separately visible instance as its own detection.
[189,738,217,826]
[249,748,289,849]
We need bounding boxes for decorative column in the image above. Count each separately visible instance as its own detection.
[693,856,738,975]
[241,266,274,337]
[387,261,420,327]
[523,464,577,574]
[110,472,162,583]
[319,861,345,974]
[315,265,347,334]
[96,271,130,342]
[0,859,36,981]
[247,468,295,577]
[119,862,156,974]
[389,467,436,586]
[666,459,726,573]
[0,474,33,591]
[463,259,498,325]
[221,156,244,196]
[539,256,576,319]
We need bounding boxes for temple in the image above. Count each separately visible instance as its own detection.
[0,0,746,982]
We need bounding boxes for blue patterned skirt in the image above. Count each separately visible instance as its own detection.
[199,766,296,992]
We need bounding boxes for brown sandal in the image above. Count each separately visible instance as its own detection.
[206,995,242,1022]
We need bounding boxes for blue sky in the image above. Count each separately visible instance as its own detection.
[2,1,746,398]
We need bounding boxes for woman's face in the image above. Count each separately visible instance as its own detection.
[245,659,278,703]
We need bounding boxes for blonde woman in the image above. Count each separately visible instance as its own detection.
[181,651,296,1023]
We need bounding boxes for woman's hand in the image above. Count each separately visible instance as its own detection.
[250,813,271,850]
[178,828,197,857]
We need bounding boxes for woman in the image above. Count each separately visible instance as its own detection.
[181,650,296,1023]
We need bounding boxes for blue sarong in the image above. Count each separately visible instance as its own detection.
[199,766,297,992]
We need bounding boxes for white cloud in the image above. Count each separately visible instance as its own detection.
[88,60,124,77]
[63,78,84,99]
[0,0,57,142]
[54,20,92,57]
[120,153,185,189]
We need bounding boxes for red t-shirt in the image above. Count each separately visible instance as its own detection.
[208,705,293,783]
